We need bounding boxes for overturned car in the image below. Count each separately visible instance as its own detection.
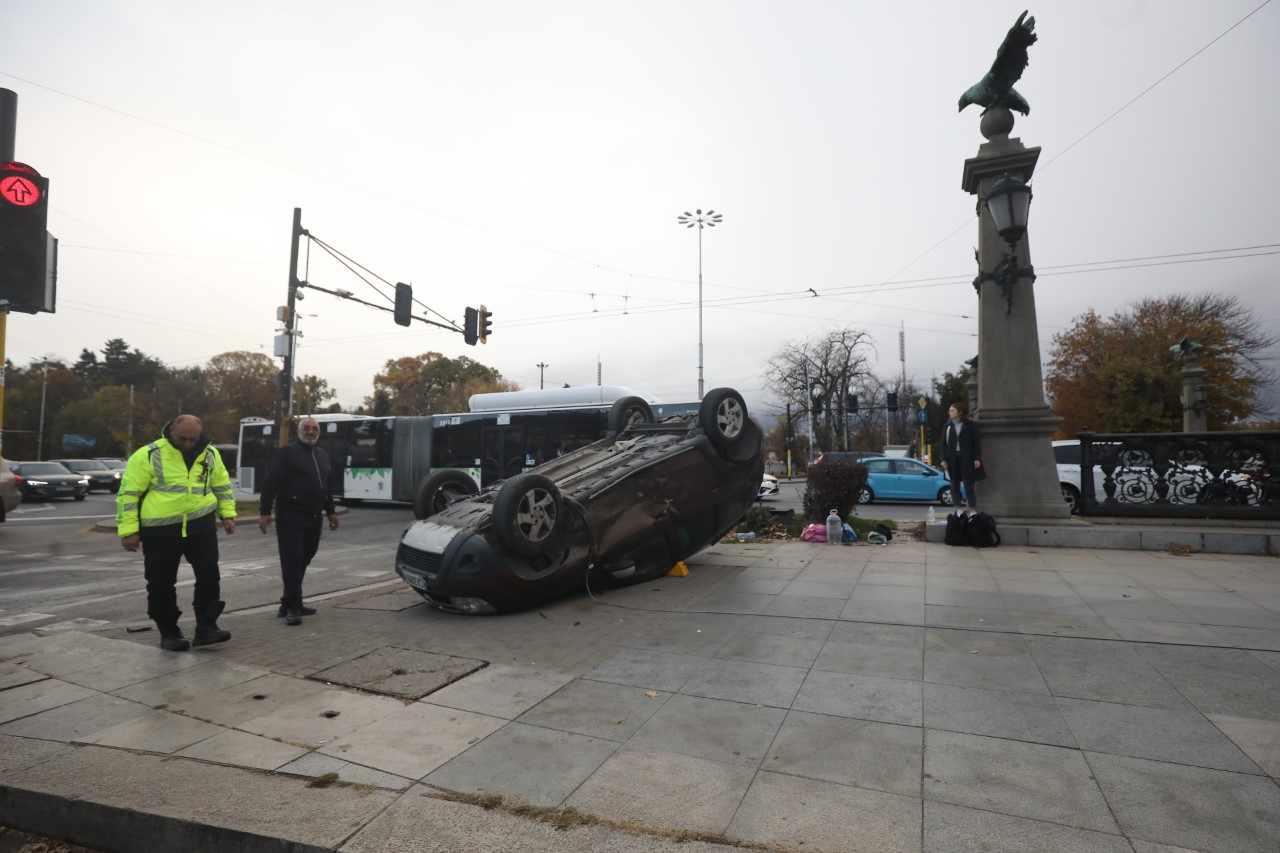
[395,387,763,614]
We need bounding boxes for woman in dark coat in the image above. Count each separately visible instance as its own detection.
[941,401,985,511]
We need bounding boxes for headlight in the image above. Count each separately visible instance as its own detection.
[113,472,121,480]
[79,479,90,485]
[27,479,49,486]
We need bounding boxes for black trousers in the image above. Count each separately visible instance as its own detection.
[948,468,978,509]
[276,508,322,608]
[142,530,221,625]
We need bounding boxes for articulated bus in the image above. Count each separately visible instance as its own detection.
[237,386,699,504]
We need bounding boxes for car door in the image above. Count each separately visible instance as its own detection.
[863,458,898,498]
[893,459,942,500]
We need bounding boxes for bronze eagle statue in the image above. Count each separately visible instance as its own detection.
[958,11,1037,116]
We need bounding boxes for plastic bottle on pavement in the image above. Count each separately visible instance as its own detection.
[826,509,842,544]
[927,505,936,524]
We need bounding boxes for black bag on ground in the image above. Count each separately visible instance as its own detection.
[871,523,894,542]
[943,513,967,546]
[964,512,1001,548]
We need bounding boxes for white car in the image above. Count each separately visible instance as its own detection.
[757,473,780,500]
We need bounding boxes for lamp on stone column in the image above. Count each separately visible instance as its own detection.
[973,174,1036,313]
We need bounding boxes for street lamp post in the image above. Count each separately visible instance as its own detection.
[37,359,47,460]
[676,208,722,399]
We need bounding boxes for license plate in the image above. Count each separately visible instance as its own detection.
[406,574,429,592]
[57,486,72,493]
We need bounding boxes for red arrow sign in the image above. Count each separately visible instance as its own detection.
[0,175,41,206]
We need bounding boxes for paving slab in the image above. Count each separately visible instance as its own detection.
[0,678,96,725]
[924,682,1076,747]
[1087,751,1280,852]
[310,646,486,699]
[78,707,226,754]
[764,710,922,796]
[792,669,922,726]
[727,770,921,853]
[421,662,575,719]
[922,729,1119,835]
[1057,696,1261,773]
[0,693,152,743]
[922,800,1131,853]
[515,678,672,741]
[425,721,620,805]
[174,728,310,771]
[318,701,506,779]
[565,746,755,834]
[625,693,785,767]
[236,683,407,748]
[1206,713,1280,777]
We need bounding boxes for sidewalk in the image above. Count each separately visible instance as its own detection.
[3,537,1280,852]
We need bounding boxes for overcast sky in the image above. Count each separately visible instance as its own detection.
[4,1,1277,422]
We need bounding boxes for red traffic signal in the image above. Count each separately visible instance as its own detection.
[0,161,51,314]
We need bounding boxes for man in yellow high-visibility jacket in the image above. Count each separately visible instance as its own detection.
[117,414,237,651]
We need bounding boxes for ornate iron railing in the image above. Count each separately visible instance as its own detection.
[1079,430,1280,519]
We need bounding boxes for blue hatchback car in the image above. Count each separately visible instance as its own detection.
[857,456,959,506]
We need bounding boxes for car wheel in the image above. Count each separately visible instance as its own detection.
[938,488,955,506]
[1061,484,1081,514]
[413,469,479,520]
[857,486,874,504]
[493,473,564,557]
[699,388,748,450]
[608,396,654,434]
[74,494,86,502]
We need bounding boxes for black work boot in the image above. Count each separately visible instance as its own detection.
[155,614,190,652]
[277,603,316,618]
[192,600,232,646]
[285,607,303,626]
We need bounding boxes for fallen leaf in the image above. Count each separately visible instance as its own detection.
[615,716,629,725]
[645,690,659,698]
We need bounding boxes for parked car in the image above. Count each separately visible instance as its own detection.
[396,388,764,614]
[1,458,22,521]
[51,458,122,493]
[856,456,957,506]
[7,461,90,501]
[758,473,780,500]
[95,457,127,468]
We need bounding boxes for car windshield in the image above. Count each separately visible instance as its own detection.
[20,462,73,475]
[61,460,108,471]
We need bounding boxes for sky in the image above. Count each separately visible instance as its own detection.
[3,1,1278,425]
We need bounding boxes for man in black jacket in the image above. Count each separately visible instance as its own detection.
[258,418,338,625]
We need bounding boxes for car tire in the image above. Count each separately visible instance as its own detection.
[493,473,564,557]
[413,469,480,520]
[1062,483,1081,514]
[74,494,86,502]
[938,488,955,506]
[699,388,748,450]
[857,486,874,504]
[608,397,654,434]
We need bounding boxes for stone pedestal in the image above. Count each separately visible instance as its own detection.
[960,113,1070,521]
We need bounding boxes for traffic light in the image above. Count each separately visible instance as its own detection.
[463,306,479,346]
[0,161,51,314]
[394,282,413,326]
[886,392,898,412]
[847,393,858,413]
[478,304,492,344]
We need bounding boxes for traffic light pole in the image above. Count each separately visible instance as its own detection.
[0,89,17,456]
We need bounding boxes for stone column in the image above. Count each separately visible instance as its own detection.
[960,109,1070,520]
[1181,360,1208,433]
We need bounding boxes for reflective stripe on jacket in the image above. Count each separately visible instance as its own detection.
[116,439,236,538]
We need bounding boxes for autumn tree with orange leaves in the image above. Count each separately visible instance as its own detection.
[1045,293,1275,437]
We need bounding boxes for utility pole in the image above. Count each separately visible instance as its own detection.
[36,359,47,459]
[536,362,549,390]
[274,208,304,447]
[0,88,17,456]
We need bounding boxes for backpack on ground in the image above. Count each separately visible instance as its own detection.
[944,513,967,546]
[964,512,1001,548]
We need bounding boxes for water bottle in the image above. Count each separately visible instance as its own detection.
[826,509,842,544]
[927,505,936,524]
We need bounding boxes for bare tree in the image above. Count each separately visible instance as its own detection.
[764,329,875,455]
